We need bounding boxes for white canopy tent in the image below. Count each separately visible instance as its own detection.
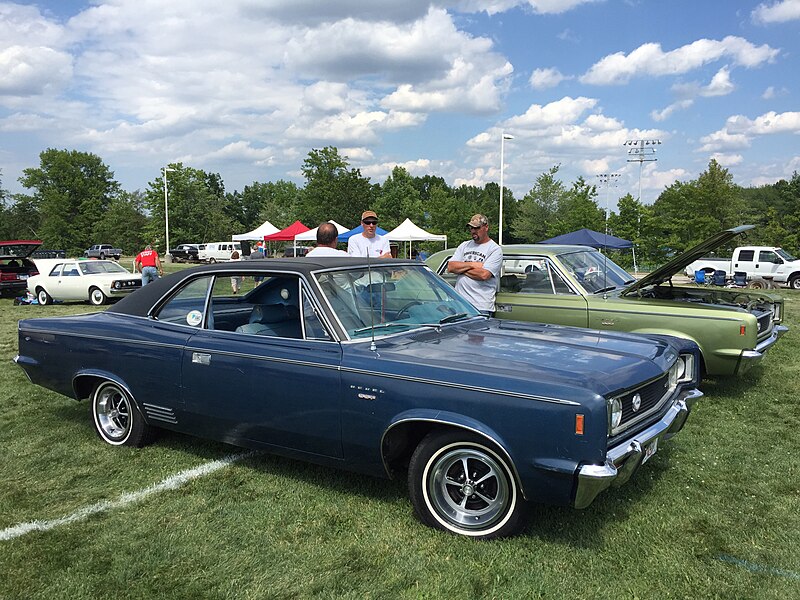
[385,218,447,257]
[232,220,280,241]
[293,220,350,241]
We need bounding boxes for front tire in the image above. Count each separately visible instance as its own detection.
[36,287,52,305]
[789,275,800,290]
[408,430,525,539]
[91,381,154,447]
[89,287,107,305]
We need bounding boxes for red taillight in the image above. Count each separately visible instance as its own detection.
[575,414,585,435]
[740,325,746,336]
[0,272,15,281]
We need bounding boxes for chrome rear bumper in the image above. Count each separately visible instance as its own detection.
[573,388,703,509]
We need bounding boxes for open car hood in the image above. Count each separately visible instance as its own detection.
[0,240,41,259]
[622,225,754,295]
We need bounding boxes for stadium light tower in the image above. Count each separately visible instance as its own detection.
[499,132,514,245]
[596,172,621,236]
[163,167,176,261]
[624,139,661,202]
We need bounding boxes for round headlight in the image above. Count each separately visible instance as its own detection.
[610,397,622,430]
[675,356,686,380]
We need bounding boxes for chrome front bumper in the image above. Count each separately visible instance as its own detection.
[573,388,703,509]
[738,324,789,373]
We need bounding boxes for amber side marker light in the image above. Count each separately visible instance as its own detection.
[575,414,585,435]
[740,325,746,336]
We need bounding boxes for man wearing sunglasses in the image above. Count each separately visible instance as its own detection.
[347,210,392,258]
[447,214,502,316]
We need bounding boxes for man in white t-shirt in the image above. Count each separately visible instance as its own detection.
[447,214,502,315]
[347,210,391,258]
[306,222,348,257]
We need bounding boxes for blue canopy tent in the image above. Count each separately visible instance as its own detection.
[540,228,637,273]
[338,224,388,242]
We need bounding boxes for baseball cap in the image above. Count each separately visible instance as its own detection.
[467,214,488,227]
[361,210,378,221]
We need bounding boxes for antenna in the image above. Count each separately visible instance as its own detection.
[596,173,620,297]
[367,248,376,352]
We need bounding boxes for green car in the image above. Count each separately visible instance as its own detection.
[427,226,787,376]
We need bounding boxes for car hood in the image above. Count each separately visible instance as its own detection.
[0,240,41,259]
[374,319,682,397]
[622,225,754,295]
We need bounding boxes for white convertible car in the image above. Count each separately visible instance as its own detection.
[27,259,142,305]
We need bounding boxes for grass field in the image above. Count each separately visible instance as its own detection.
[1,270,799,599]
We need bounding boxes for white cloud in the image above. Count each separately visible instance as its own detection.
[752,0,800,23]
[581,37,778,85]
[726,111,800,135]
[651,100,695,122]
[529,67,569,90]
[359,158,433,181]
[450,0,598,15]
[709,153,744,167]
[702,66,735,97]
[698,129,751,152]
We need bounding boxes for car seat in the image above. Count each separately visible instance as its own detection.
[235,304,301,337]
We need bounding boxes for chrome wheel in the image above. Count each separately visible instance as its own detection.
[790,276,800,290]
[91,381,155,447]
[409,431,524,538]
[94,383,132,443]
[426,446,511,531]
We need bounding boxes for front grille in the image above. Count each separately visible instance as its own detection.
[755,309,773,336]
[620,373,670,424]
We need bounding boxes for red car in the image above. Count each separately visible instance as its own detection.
[0,240,41,296]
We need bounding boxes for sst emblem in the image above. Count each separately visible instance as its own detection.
[632,393,642,412]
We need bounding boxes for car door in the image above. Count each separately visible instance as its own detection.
[178,272,344,458]
[753,250,782,279]
[494,257,589,327]
[52,261,86,300]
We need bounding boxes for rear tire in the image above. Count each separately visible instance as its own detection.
[408,430,526,539]
[209,258,217,264]
[36,287,52,305]
[91,381,155,447]
[748,278,768,290]
[99,253,105,260]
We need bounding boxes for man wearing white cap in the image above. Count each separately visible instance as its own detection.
[347,210,391,258]
[447,214,502,315]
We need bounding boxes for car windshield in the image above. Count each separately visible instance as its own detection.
[315,265,480,339]
[558,250,636,293]
[79,261,130,275]
[776,248,796,262]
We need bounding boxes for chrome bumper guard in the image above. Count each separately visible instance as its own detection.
[738,325,789,372]
[573,388,703,509]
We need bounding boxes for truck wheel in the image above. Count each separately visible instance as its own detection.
[748,278,769,290]
[209,257,216,264]
[789,276,800,290]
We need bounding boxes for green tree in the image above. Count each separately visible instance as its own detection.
[512,166,567,243]
[296,147,374,227]
[607,193,649,269]
[143,164,237,249]
[548,176,604,237]
[94,190,148,255]
[19,149,120,254]
[425,184,469,248]
[374,166,424,230]
[238,180,300,230]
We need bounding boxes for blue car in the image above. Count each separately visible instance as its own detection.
[15,258,701,539]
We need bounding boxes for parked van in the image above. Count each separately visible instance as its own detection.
[198,242,241,263]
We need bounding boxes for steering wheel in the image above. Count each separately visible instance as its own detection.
[582,271,602,290]
[395,300,423,320]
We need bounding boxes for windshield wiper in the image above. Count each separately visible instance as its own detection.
[593,286,618,294]
[439,312,470,324]
[352,322,411,335]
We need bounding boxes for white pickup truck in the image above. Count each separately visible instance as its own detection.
[685,239,800,289]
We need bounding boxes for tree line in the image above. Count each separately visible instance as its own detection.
[2,146,799,268]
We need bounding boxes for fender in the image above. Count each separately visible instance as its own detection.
[72,368,135,402]
[381,408,528,498]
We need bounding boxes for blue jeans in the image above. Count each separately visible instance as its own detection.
[141,266,159,286]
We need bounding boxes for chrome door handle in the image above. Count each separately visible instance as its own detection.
[192,352,211,365]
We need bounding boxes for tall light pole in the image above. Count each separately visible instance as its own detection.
[596,172,621,236]
[499,133,514,245]
[624,139,661,202]
[163,167,176,261]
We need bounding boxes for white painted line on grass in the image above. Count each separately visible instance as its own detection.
[0,451,256,542]
[717,554,800,581]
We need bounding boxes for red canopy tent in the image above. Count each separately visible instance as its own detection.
[263,221,310,241]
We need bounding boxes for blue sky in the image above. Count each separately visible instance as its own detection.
[1,0,798,211]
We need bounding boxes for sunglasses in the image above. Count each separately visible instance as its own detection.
[468,225,484,230]
[362,220,378,226]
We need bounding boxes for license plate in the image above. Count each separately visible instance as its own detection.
[642,439,658,464]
